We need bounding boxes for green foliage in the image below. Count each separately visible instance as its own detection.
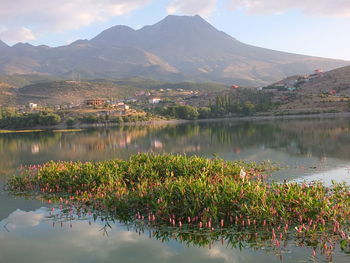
[81,113,155,124]
[0,109,61,128]
[7,153,350,256]
[81,115,98,124]
[66,117,76,127]
[155,104,199,120]
[155,89,278,119]
[198,107,211,119]
[210,89,278,116]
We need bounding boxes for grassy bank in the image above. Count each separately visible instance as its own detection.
[0,129,44,133]
[7,154,350,258]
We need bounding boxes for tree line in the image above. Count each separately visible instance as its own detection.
[154,89,279,120]
[0,108,61,128]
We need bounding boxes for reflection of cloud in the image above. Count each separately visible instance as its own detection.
[4,208,45,230]
[0,208,317,263]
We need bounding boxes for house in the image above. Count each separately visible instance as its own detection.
[116,102,130,111]
[29,103,38,109]
[149,97,161,104]
[85,99,106,106]
[135,91,146,97]
[126,98,137,103]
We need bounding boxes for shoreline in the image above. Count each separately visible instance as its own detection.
[1,111,350,133]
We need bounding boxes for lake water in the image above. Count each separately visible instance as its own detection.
[1,117,350,263]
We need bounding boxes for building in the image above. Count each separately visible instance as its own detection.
[135,91,146,97]
[85,99,106,106]
[126,98,137,103]
[116,102,130,111]
[149,97,161,104]
[29,103,38,109]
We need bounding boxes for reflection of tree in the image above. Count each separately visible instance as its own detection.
[2,118,350,178]
[193,119,350,160]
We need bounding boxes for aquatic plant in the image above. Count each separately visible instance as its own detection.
[7,153,350,260]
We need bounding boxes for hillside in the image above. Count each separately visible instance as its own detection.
[0,78,228,106]
[0,82,16,106]
[0,15,348,86]
[267,66,350,114]
[0,74,63,88]
[15,81,141,105]
[296,66,350,95]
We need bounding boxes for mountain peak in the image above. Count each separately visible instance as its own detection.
[151,14,212,29]
[12,42,34,48]
[0,40,9,48]
[90,25,137,46]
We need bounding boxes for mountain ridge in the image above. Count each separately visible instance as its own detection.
[0,15,349,85]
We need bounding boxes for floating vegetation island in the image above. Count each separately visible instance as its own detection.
[7,153,350,261]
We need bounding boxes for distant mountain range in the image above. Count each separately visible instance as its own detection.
[0,15,349,86]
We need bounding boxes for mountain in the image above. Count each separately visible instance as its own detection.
[0,15,349,85]
[0,40,9,49]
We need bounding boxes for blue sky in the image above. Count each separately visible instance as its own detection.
[1,0,350,60]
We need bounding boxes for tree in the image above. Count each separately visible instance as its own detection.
[66,117,75,127]
[242,101,255,116]
[198,107,211,119]
[175,105,199,120]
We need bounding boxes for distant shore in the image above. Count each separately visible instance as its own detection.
[1,111,350,134]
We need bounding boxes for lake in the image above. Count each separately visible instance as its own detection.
[1,117,350,263]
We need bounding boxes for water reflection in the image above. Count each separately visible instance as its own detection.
[2,117,350,263]
[1,118,350,181]
[1,208,349,263]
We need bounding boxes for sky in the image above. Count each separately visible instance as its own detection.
[1,0,350,60]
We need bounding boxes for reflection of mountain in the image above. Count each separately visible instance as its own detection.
[0,182,43,221]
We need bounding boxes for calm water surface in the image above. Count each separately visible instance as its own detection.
[1,117,350,263]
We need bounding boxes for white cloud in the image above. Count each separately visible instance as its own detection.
[228,0,350,16]
[0,0,150,43]
[167,0,217,18]
[0,27,36,43]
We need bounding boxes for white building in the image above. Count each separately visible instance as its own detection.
[29,103,38,109]
[115,102,129,111]
[149,98,161,104]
